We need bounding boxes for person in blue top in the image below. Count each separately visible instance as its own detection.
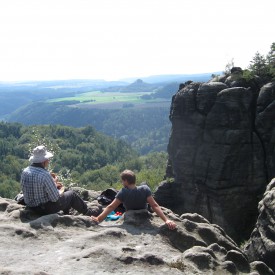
[21,145,98,216]
[91,169,176,230]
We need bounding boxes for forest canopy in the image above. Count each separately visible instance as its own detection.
[0,122,168,199]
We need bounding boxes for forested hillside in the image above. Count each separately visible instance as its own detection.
[0,122,168,199]
[8,104,171,154]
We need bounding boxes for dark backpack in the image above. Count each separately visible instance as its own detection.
[97,188,118,205]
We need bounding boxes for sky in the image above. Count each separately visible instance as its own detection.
[0,0,274,82]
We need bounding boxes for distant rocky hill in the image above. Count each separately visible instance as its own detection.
[102,73,217,94]
[102,79,159,93]
[0,186,273,275]
[155,68,275,243]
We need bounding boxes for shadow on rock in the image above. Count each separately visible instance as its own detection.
[117,209,159,236]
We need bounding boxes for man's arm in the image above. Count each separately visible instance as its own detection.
[91,198,122,223]
[51,173,63,190]
[147,196,176,230]
[44,173,60,202]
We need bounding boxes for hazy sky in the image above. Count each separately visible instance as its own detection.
[0,0,274,81]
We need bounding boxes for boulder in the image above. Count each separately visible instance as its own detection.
[255,82,275,181]
[245,178,275,273]
[155,81,275,242]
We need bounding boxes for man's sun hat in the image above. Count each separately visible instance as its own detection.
[29,145,54,163]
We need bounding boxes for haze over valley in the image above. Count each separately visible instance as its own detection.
[0,72,216,154]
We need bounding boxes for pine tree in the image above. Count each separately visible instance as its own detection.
[248,51,269,78]
[266,42,275,78]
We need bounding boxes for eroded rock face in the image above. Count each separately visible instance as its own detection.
[245,178,275,273]
[0,197,273,275]
[155,80,275,242]
[255,82,275,181]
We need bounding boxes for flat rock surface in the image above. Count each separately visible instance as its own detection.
[0,198,273,275]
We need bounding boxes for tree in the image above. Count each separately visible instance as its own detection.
[266,42,275,79]
[248,51,269,78]
[0,178,21,198]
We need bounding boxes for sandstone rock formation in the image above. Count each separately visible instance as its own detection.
[155,75,275,242]
[245,178,275,272]
[0,196,273,275]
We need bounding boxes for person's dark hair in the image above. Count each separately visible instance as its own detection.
[120,170,136,184]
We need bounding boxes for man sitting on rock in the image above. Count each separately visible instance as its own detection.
[20,145,99,216]
[91,169,176,230]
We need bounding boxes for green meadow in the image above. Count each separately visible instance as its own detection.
[48,91,167,105]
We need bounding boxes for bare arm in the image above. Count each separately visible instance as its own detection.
[147,196,176,230]
[91,198,122,223]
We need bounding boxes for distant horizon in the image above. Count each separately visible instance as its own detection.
[0,70,222,84]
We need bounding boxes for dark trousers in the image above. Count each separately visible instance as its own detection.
[32,190,89,215]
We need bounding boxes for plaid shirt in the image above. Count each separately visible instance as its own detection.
[20,166,59,207]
